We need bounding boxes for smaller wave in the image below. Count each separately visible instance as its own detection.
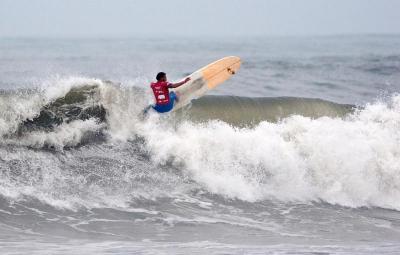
[355,54,400,75]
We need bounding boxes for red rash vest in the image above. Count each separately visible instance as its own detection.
[151,81,170,105]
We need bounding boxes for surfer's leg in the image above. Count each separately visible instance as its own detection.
[170,91,179,103]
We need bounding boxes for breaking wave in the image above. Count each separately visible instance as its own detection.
[1,77,400,211]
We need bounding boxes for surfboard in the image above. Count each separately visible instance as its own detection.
[171,56,241,111]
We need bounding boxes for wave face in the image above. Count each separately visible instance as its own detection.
[182,95,354,126]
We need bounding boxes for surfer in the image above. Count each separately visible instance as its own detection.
[150,72,190,113]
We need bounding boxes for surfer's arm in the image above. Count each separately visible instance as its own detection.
[168,77,191,88]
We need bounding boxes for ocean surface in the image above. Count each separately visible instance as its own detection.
[1,35,400,254]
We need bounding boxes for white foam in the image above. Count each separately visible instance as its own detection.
[41,76,106,102]
[16,119,104,150]
[140,94,400,209]
[0,91,44,136]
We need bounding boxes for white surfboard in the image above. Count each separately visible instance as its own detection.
[171,56,241,111]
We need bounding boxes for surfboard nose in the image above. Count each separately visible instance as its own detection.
[202,56,241,89]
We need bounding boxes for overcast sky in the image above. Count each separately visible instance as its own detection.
[1,0,399,38]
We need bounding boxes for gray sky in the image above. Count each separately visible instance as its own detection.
[1,0,400,38]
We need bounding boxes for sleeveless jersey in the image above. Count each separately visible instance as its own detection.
[151,81,170,105]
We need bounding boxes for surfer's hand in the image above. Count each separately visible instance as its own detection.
[184,77,191,83]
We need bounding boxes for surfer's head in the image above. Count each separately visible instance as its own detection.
[156,72,167,82]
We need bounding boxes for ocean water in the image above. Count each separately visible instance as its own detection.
[0,35,400,254]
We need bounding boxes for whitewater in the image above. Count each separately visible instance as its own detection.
[1,36,400,254]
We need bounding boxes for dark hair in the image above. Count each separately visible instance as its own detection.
[156,72,166,81]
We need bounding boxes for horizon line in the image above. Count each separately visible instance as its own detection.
[1,33,400,40]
